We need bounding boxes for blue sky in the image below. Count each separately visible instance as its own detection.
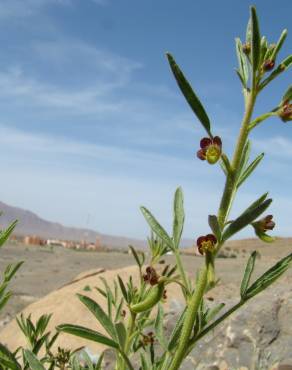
[0,0,291,240]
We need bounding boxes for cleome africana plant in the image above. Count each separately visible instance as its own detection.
[1,5,292,370]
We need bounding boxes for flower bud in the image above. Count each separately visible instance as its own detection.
[196,136,222,165]
[242,43,251,54]
[143,266,159,285]
[253,215,275,232]
[262,59,275,72]
[278,101,292,122]
[196,234,217,255]
[252,215,276,243]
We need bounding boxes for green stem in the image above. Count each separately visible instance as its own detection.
[120,312,136,370]
[217,91,257,229]
[248,111,278,130]
[167,266,208,370]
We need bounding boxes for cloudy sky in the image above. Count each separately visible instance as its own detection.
[0,0,291,240]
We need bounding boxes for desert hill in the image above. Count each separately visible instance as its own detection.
[0,201,147,248]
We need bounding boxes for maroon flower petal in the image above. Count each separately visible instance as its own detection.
[205,234,217,244]
[212,136,222,148]
[196,236,206,248]
[200,137,212,149]
[197,149,206,160]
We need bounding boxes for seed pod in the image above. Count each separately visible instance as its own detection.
[130,283,165,313]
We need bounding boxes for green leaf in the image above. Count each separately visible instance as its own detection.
[23,350,45,370]
[4,261,24,282]
[166,53,212,136]
[270,29,288,61]
[154,304,167,350]
[96,352,104,369]
[0,220,18,248]
[246,17,252,44]
[282,85,292,103]
[245,253,292,299]
[222,196,272,241]
[117,275,129,303]
[205,303,225,324]
[242,192,269,216]
[260,55,292,90]
[173,187,185,249]
[140,206,173,249]
[208,215,221,241]
[221,153,232,175]
[140,353,151,370]
[237,153,264,188]
[240,251,258,299]
[129,245,143,268]
[254,229,276,243]
[260,36,268,66]
[238,140,251,175]
[235,38,249,86]
[250,6,261,74]
[57,324,119,349]
[0,343,21,370]
[0,292,12,311]
[167,307,186,351]
[115,322,127,350]
[77,294,117,341]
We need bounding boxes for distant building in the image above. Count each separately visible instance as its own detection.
[23,235,44,246]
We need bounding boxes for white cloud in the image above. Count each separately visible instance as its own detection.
[0,0,107,20]
[0,39,141,113]
[0,0,71,19]
[254,136,292,159]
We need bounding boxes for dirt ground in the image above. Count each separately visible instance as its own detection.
[1,239,292,327]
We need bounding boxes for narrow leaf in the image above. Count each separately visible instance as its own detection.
[237,153,264,188]
[245,253,292,299]
[260,55,292,90]
[167,307,186,351]
[0,220,18,248]
[166,53,212,136]
[250,6,261,73]
[77,294,117,340]
[154,304,167,350]
[205,303,225,324]
[282,85,292,103]
[208,215,221,241]
[4,261,24,282]
[242,192,268,216]
[223,197,272,241]
[235,38,248,86]
[140,206,173,249]
[115,322,127,350]
[240,251,258,298]
[23,350,45,370]
[117,275,129,303]
[173,187,185,248]
[57,324,119,349]
[238,140,251,178]
[129,245,142,268]
[0,343,21,370]
[270,29,288,61]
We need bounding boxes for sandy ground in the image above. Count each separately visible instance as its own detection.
[1,238,291,327]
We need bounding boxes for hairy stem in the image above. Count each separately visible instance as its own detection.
[218,91,257,229]
[168,266,208,370]
[120,312,136,370]
[167,91,258,370]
